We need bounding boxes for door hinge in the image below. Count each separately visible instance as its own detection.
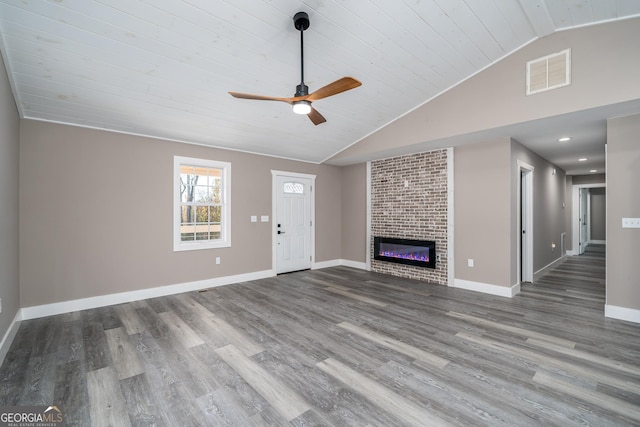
[310,220,312,226]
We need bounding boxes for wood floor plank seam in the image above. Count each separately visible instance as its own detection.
[456,331,639,394]
[533,371,640,423]
[316,357,452,427]
[337,321,450,369]
[446,311,577,348]
[215,344,311,422]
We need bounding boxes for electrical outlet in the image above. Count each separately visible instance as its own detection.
[250,216,257,223]
[216,257,221,265]
[467,259,474,267]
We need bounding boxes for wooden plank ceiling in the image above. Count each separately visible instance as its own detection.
[0,0,638,163]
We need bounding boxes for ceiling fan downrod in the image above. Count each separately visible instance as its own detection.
[293,12,310,97]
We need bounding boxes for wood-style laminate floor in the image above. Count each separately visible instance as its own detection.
[2,244,639,426]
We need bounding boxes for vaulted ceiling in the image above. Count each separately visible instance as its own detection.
[1,1,639,173]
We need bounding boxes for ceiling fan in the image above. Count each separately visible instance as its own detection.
[229,12,362,125]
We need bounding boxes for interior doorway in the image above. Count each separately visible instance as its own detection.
[571,183,606,256]
[579,188,589,255]
[272,171,315,274]
[518,161,534,283]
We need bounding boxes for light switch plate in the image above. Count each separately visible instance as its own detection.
[622,218,640,228]
[261,215,269,222]
[250,216,257,223]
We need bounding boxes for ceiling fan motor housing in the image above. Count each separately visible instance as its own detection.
[295,84,309,97]
[293,12,310,31]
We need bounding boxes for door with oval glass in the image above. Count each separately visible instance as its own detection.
[275,174,312,273]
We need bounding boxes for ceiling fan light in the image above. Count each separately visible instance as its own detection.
[292,101,311,115]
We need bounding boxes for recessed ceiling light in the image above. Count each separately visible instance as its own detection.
[558,137,572,142]
[590,169,597,173]
[578,158,587,162]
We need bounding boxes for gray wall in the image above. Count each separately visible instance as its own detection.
[454,138,566,289]
[0,52,20,341]
[341,163,367,264]
[573,174,606,185]
[590,188,606,241]
[455,139,512,287]
[606,114,640,311]
[19,120,350,308]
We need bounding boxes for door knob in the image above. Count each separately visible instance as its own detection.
[278,230,285,234]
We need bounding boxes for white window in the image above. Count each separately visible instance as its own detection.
[174,156,231,251]
[283,181,305,194]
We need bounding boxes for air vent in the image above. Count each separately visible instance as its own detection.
[526,49,571,95]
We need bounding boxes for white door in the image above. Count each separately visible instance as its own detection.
[579,188,589,255]
[275,175,312,273]
[520,168,534,283]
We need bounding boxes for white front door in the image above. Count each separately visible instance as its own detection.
[275,175,312,274]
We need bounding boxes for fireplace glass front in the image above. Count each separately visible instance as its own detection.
[374,237,436,269]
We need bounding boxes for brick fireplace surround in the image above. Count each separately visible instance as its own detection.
[370,149,448,285]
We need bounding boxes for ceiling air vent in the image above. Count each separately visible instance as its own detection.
[526,48,571,95]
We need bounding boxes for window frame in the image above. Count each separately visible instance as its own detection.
[173,156,231,252]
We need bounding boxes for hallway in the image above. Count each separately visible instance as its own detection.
[521,244,606,314]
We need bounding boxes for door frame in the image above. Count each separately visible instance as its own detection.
[571,183,606,256]
[271,170,316,274]
[517,160,534,284]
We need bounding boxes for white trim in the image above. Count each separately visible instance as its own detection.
[173,156,231,251]
[589,239,606,245]
[20,269,274,321]
[447,147,454,286]
[0,310,23,366]
[517,161,534,284]
[454,279,520,298]
[571,183,606,257]
[566,250,578,256]
[312,259,368,270]
[271,170,316,274]
[534,255,567,281]
[605,305,640,324]
[365,161,372,271]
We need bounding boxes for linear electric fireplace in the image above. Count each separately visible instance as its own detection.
[374,237,436,269]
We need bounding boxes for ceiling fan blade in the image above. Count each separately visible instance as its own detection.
[307,107,326,125]
[228,92,294,103]
[306,77,362,102]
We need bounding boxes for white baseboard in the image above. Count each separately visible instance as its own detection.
[312,259,368,270]
[454,279,520,298]
[19,261,368,322]
[20,269,275,321]
[605,305,640,324]
[566,250,577,256]
[534,255,566,281]
[339,259,368,270]
[0,310,23,366]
